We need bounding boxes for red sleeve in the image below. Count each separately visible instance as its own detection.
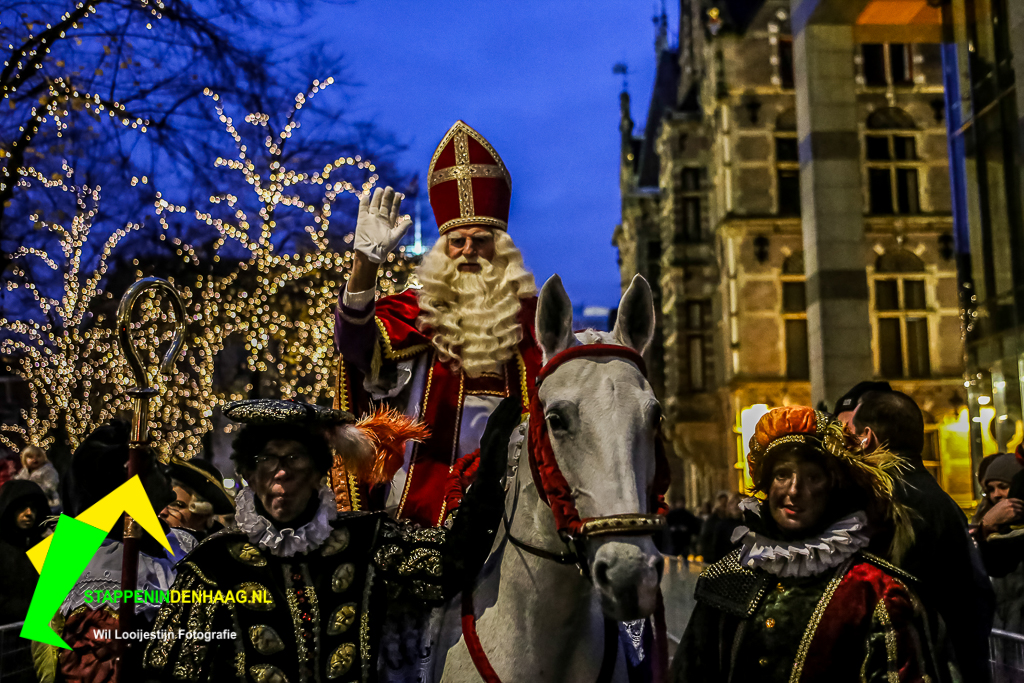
[375,290,431,356]
[879,577,933,683]
[58,608,120,683]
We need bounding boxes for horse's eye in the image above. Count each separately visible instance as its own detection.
[546,413,566,433]
[647,403,662,428]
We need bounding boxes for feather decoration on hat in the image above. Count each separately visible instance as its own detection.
[330,407,431,485]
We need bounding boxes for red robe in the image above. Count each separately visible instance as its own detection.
[333,289,541,527]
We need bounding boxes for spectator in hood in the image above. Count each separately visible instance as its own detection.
[0,479,50,625]
[14,445,60,511]
[972,451,1024,634]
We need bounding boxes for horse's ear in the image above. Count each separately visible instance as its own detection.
[536,274,574,363]
[613,274,655,355]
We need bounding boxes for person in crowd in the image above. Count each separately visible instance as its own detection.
[972,451,1024,633]
[705,492,744,564]
[32,421,187,683]
[159,455,235,542]
[143,397,513,683]
[665,494,701,561]
[850,389,995,683]
[833,380,891,426]
[0,479,50,625]
[672,405,946,682]
[14,445,61,510]
[0,451,19,489]
[697,492,728,561]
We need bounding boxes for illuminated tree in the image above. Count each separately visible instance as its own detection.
[1,83,421,461]
[0,167,198,457]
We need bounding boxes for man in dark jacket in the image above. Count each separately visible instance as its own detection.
[852,389,995,683]
[0,479,50,625]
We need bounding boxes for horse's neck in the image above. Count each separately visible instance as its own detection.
[482,439,597,629]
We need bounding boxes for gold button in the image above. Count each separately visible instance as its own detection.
[759,657,769,666]
[765,617,776,628]
[777,583,786,593]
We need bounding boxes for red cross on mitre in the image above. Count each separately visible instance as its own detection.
[427,120,512,235]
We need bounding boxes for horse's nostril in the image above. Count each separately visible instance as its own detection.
[594,560,610,587]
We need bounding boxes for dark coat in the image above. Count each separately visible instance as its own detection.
[871,456,995,683]
[0,479,50,625]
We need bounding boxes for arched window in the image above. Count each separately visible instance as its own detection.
[775,108,800,216]
[865,108,920,215]
[873,249,930,378]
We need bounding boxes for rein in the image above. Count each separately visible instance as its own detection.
[460,343,671,683]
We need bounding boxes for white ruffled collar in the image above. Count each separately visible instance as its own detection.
[235,485,337,557]
[731,497,871,578]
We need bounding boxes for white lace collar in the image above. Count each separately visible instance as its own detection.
[235,485,337,557]
[731,497,871,578]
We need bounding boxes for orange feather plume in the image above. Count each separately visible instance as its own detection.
[354,407,431,486]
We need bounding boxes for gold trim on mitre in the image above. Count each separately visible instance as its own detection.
[427,120,512,234]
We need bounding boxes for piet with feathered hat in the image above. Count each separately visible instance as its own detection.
[143,397,515,683]
[672,406,954,683]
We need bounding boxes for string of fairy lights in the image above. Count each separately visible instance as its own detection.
[1,84,420,460]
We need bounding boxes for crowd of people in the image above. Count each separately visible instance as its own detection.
[0,120,1017,682]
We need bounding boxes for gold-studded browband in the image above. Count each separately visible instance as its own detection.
[578,513,666,538]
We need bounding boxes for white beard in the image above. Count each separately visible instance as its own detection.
[416,254,525,377]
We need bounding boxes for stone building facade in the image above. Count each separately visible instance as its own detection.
[615,0,975,509]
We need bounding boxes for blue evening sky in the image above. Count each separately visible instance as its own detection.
[302,1,674,309]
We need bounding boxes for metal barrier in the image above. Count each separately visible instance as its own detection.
[992,628,1024,682]
[0,621,36,683]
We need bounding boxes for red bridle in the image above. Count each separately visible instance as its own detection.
[526,343,670,541]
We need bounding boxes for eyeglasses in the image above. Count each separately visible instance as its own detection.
[253,452,313,473]
[447,233,493,250]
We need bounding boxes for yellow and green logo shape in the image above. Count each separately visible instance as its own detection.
[20,476,169,649]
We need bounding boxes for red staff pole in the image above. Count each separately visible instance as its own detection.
[114,277,186,680]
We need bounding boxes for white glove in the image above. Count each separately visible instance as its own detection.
[353,186,413,264]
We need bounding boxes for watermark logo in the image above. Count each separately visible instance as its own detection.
[21,476,169,649]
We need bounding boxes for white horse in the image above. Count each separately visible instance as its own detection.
[434,274,667,682]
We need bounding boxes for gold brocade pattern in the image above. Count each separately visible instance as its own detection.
[429,163,505,187]
[332,563,356,593]
[398,547,442,577]
[234,582,275,611]
[303,566,323,682]
[250,664,290,683]
[359,565,375,681]
[321,528,351,557]
[175,601,217,680]
[789,559,853,682]
[184,561,218,587]
[374,316,429,361]
[227,603,246,679]
[436,216,508,233]
[874,600,901,683]
[249,625,286,655]
[228,541,267,567]
[145,573,194,671]
[452,130,474,219]
[346,468,361,511]
[327,643,357,679]
[327,603,358,635]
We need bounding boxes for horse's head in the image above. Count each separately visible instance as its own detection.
[533,274,664,621]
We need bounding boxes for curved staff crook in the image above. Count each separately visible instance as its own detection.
[114,277,186,677]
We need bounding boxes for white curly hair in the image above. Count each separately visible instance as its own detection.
[415,230,536,377]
